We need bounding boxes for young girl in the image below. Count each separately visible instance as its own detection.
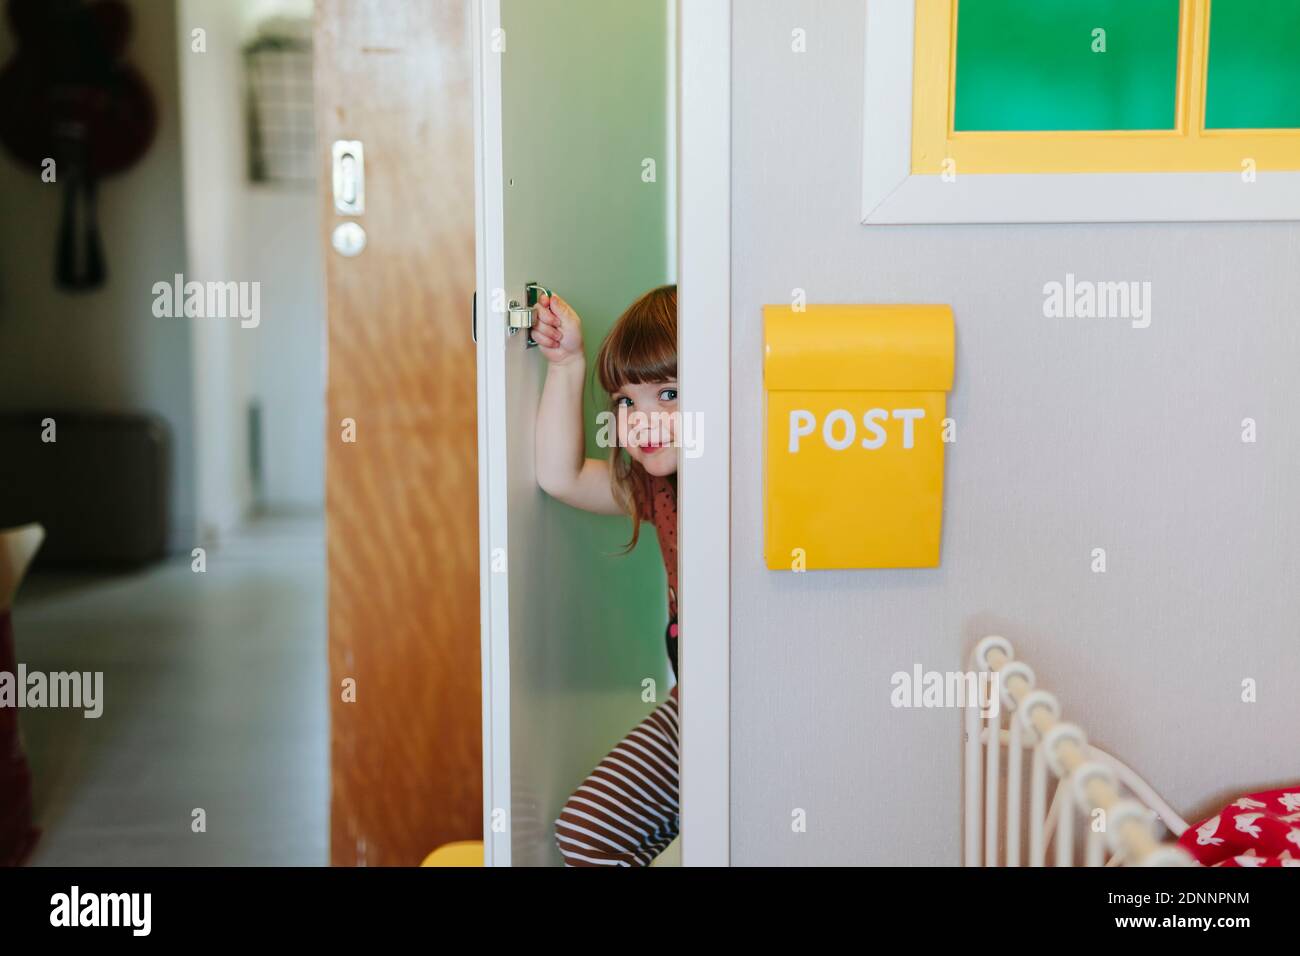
[531,284,680,867]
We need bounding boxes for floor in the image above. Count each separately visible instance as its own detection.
[13,515,327,866]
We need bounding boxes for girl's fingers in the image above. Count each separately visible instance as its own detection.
[530,292,580,356]
[548,294,573,319]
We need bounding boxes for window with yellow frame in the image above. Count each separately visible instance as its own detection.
[862,0,1300,223]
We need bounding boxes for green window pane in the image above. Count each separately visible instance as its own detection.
[954,0,1182,132]
[1206,0,1300,129]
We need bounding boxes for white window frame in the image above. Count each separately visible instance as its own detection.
[861,0,1300,225]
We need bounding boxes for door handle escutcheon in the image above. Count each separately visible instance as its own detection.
[332,140,365,215]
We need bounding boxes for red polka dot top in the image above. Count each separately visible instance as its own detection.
[636,468,678,677]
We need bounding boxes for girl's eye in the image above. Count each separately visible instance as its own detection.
[615,396,633,408]
[659,388,678,402]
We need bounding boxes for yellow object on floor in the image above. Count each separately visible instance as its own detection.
[421,840,484,867]
[649,836,680,867]
[420,838,676,867]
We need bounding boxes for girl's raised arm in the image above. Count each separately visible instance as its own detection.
[532,293,624,516]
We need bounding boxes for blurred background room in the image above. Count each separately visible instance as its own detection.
[0,0,327,865]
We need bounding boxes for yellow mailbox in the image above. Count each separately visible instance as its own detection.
[763,304,955,571]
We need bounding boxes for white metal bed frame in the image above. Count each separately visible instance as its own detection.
[964,636,1195,867]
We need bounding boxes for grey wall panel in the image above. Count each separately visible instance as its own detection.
[731,0,1300,866]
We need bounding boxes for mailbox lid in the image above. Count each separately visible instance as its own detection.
[764,304,954,391]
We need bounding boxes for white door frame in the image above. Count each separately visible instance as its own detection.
[676,0,731,867]
[473,0,733,867]
[472,0,512,868]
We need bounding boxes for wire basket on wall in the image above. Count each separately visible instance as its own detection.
[245,18,315,184]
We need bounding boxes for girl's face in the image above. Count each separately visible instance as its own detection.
[613,380,679,476]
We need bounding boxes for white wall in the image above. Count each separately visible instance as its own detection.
[240,0,314,33]
[178,0,323,533]
[0,0,196,549]
[237,0,324,514]
[178,0,255,540]
[244,189,324,511]
[730,0,1300,865]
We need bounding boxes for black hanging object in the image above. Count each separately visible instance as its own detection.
[0,0,157,291]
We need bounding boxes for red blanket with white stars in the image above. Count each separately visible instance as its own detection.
[1177,787,1300,867]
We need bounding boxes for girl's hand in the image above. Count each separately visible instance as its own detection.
[532,292,585,367]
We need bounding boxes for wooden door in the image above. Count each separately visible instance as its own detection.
[315,0,480,867]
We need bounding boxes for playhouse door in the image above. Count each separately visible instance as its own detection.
[472,0,676,866]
